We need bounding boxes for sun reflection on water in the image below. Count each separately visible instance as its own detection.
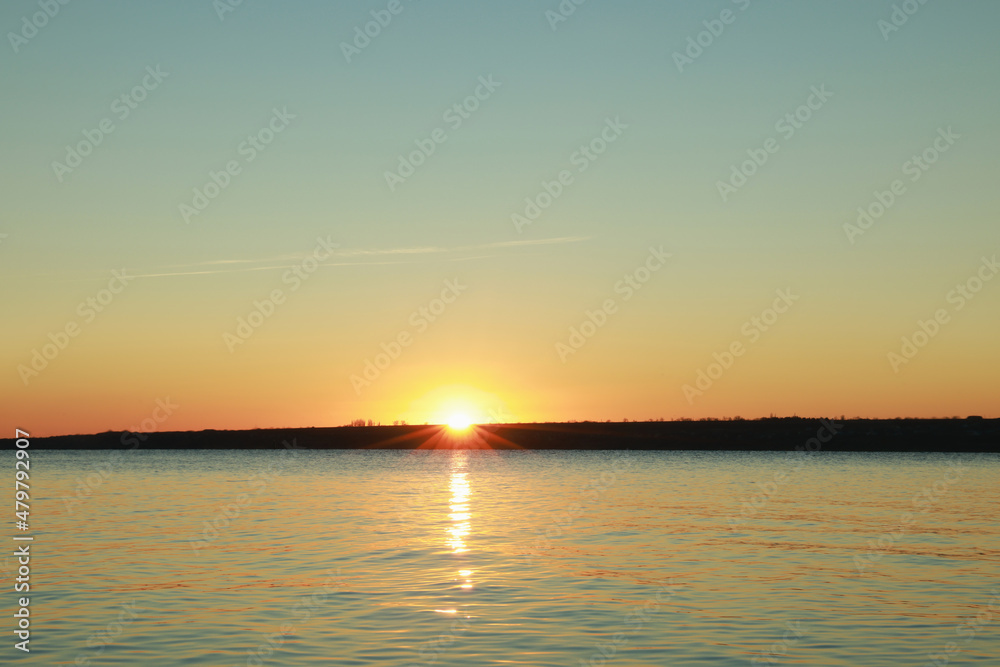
[448,452,474,592]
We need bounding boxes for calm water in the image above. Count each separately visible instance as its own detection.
[6,448,1000,666]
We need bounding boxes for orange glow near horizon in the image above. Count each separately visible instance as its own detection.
[5,366,999,438]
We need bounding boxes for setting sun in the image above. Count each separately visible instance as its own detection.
[447,414,473,431]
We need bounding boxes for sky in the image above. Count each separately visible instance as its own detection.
[1,0,998,436]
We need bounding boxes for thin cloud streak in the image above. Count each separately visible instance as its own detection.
[133,236,593,278]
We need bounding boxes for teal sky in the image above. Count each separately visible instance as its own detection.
[2,1,999,434]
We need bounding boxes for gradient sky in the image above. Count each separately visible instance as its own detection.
[2,0,998,436]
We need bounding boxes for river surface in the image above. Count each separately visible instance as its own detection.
[6,447,1000,666]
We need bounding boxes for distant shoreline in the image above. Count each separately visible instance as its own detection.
[4,418,999,452]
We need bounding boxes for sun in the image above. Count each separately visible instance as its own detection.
[447,414,473,431]
[404,384,511,430]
